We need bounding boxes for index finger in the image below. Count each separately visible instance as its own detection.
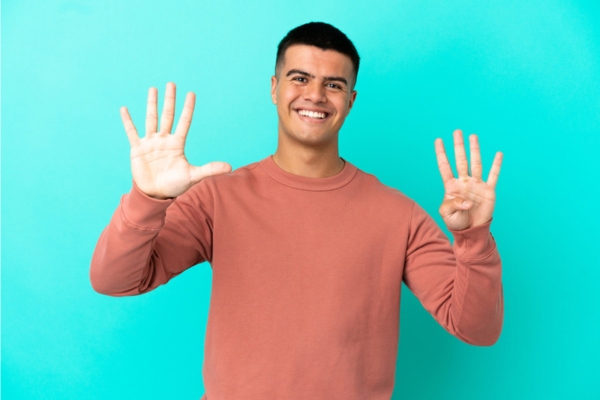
[174,92,196,138]
[435,138,455,183]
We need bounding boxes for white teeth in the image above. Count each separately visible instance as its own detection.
[298,110,326,119]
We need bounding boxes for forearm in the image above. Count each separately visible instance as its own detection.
[404,205,503,346]
[446,222,503,346]
[90,185,174,296]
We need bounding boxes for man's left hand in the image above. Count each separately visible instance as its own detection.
[435,130,503,231]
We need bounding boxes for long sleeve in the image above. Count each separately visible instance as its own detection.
[88,158,503,398]
[403,203,503,346]
[90,182,214,296]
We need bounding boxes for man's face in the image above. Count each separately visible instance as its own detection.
[271,45,357,148]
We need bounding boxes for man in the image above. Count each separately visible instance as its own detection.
[91,22,503,400]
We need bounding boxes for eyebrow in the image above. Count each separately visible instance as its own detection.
[285,69,348,86]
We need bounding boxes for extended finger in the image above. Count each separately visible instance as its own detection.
[189,161,232,185]
[174,92,196,138]
[486,152,503,188]
[435,138,455,184]
[159,82,176,133]
[469,134,483,180]
[120,106,140,146]
[454,129,469,178]
[145,87,158,133]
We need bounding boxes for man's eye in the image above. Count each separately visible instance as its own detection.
[327,83,342,89]
[294,77,307,82]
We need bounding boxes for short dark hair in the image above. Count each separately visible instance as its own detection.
[276,22,360,83]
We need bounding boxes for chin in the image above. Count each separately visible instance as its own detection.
[292,131,337,147]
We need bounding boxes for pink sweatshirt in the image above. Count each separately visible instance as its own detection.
[91,156,503,400]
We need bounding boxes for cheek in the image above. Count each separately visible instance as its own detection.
[332,97,351,114]
[280,85,302,103]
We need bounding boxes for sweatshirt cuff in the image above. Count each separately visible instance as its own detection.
[120,182,174,230]
[449,219,497,260]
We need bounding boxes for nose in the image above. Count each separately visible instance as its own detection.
[303,81,326,103]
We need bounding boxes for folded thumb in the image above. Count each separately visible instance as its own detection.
[439,197,472,218]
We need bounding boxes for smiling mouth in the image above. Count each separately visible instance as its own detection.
[297,109,329,119]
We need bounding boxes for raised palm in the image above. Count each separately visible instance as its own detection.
[435,130,503,231]
[121,83,231,199]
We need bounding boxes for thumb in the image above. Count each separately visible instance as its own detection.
[189,161,232,184]
[439,197,472,218]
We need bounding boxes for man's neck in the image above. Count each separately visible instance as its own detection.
[272,143,345,178]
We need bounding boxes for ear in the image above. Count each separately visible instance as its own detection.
[347,90,357,112]
[270,75,278,104]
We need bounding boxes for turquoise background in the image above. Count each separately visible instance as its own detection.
[3,0,599,398]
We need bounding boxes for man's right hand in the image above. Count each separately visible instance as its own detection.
[120,82,232,199]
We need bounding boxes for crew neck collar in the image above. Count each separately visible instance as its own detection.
[259,155,358,191]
